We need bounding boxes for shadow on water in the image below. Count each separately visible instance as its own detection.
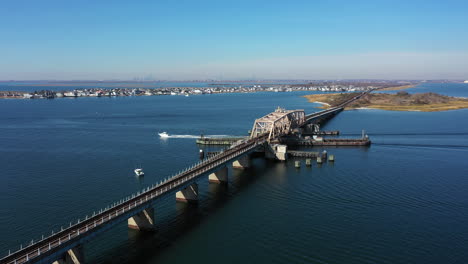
[205,181,230,210]
[87,158,268,263]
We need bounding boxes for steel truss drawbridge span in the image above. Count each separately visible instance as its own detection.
[250,107,305,141]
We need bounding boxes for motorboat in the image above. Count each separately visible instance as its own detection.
[134,168,144,177]
[158,132,169,138]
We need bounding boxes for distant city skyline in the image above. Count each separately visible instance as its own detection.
[1,0,467,80]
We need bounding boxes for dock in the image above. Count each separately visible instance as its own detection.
[206,151,222,158]
[279,131,371,146]
[288,138,371,146]
[196,137,246,145]
[302,130,340,136]
[287,151,327,159]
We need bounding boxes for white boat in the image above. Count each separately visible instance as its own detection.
[134,168,144,176]
[158,132,169,138]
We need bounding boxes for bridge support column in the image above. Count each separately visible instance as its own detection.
[265,144,276,160]
[176,183,198,203]
[265,144,287,161]
[209,166,228,183]
[232,155,250,169]
[52,245,84,264]
[128,208,155,231]
[275,145,287,161]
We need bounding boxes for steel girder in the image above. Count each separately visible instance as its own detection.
[250,108,305,141]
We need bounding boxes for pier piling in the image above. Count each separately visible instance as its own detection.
[209,166,228,183]
[295,160,301,168]
[128,208,155,231]
[233,155,251,169]
[176,183,199,203]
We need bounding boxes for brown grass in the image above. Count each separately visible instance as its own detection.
[303,93,357,109]
[303,92,468,112]
[378,85,415,91]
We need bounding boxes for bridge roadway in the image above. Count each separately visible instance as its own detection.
[1,135,268,264]
[305,105,343,122]
[305,90,373,122]
[2,90,370,264]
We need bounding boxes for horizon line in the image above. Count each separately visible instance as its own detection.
[0,78,464,83]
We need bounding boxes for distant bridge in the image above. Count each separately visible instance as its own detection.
[304,89,373,126]
[1,91,368,264]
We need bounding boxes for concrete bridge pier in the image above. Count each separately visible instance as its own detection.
[128,208,155,231]
[176,183,198,203]
[233,155,251,169]
[264,144,276,160]
[274,145,287,161]
[265,144,287,161]
[209,166,228,183]
[52,245,84,264]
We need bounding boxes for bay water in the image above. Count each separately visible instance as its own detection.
[1,86,468,263]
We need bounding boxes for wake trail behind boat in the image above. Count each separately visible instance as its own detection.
[159,134,236,139]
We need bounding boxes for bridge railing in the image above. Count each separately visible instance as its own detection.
[1,135,268,264]
[304,91,370,122]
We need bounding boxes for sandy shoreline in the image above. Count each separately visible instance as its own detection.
[353,107,377,110]
[313,101,331,106]
[304,92,468,112]
[377,84,416,91]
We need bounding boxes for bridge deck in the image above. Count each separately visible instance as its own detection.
[1,135,267,264]
[2,91,371,264]
[304,90,372,123]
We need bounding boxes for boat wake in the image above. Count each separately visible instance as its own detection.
[159,134,232,139]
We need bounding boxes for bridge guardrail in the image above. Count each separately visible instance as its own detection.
[1,135,268,264]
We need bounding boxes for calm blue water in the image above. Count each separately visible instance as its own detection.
[376,83,468,97]
[407,83,468,97]
[1,89,468,263]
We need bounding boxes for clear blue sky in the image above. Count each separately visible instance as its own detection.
[1,0,467,80]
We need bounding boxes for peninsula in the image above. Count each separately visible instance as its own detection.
[304,91,468,112]
[0,81,406,99]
